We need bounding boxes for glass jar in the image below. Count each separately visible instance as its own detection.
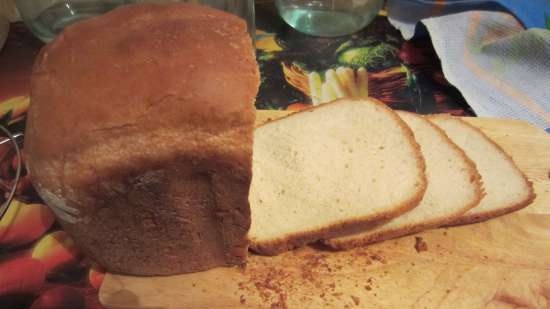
[15,0,255,43]
[15,0,130,42]
[275,0,384,37]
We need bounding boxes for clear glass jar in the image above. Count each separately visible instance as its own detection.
[15,0,131,42]
[15,0,255,43]
[275,0,384,37]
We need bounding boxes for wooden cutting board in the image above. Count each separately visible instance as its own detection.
[100,110,550,309]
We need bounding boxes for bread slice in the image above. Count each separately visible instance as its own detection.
[428,115,535,224]
[248,98,427,255]
[323,112,484,249]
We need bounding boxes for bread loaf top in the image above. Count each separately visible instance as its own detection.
[25,3,259,218]
[28,3,257,157]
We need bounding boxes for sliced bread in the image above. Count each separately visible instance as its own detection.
[248,98,427,255]
[428,115,535,224]
[323,112,484,249]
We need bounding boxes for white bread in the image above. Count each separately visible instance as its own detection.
[323,112,484,249]
[248,98,427,255]
[25,4,259,275]
[428,115,535,224]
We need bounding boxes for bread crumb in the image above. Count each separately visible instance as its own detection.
[240,295,246,304]
[369,253,385,263]
[351,295,360,305]
[414,236,428,252]
[270,293,288,309]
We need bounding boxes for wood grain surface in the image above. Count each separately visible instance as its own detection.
[100,110,550,309]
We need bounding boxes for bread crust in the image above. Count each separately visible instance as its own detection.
[428,115,535,226]
[249,98,428,255]
[323,112,484,250]
[25,4,259,275]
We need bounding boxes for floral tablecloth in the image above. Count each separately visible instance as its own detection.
[0,3,473,309]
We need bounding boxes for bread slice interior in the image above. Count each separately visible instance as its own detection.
[428,115,534,225]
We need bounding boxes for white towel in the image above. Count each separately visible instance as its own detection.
[388,8,550,131]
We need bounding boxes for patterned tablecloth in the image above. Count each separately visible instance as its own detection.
[0,3,473,309]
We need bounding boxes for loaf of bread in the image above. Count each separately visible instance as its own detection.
[25,4,259,275]
[248,98,427,255]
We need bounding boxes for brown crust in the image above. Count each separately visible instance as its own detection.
[25,4,259,275]
[323,112,485,250]
[249,98,428,256]
[428,115,536,226]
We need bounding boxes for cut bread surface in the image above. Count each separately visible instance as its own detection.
[428,115,535,224]
[323,112,483,249]
[248,98,427,255]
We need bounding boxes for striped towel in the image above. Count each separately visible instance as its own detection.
[387,0,550,132]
